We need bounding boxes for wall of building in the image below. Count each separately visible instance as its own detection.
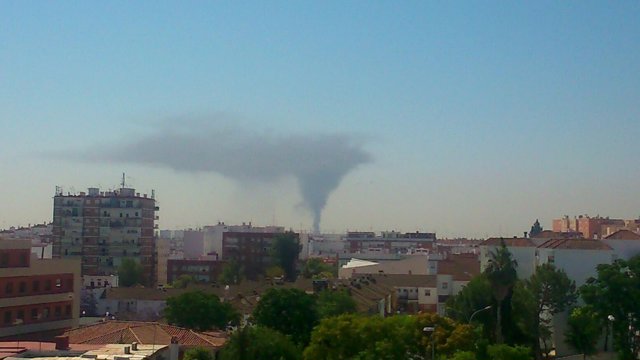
[480,245,536,279]
[601,239,640,261]
[0,240,81,338]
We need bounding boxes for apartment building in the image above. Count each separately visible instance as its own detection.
[221,231,296,280]
[553,215,640,239]
[166,258,226,284]
[0,238,81,338]
[52,187,159,285]
[346,231,436,254]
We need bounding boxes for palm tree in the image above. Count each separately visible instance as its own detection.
[485,239,518,344]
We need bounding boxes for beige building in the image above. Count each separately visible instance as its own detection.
[156,238,170,286]
[0,238,81,338]
[52,186,159,286]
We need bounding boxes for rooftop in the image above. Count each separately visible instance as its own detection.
[63,322,226,348]
[481,237,536,248]
[603,229,640,240]
[537,238,612,250]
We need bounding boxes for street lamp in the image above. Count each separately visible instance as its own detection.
[605,315,615,352]
[423,326,436,360]
[469,305,492,323]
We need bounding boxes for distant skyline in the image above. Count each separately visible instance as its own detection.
[1,2,639,237]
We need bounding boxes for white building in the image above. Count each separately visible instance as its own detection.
[602,230,640,260]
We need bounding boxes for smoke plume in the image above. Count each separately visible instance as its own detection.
[80,124,371,232]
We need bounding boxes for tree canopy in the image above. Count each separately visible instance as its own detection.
[270,232,301,281]
[580,255,640,360]
[315,289,357,319]
[524,263,576,359]
[118,258,144,287]
[183,347,215,360]
[253,288,318,345]
[219,326,302,360]
[302,258,335,279]
[165,290,239,331]
[303,313,477,360]
[484,241,518,343]
[564,306,601,360]
[218,260,243,285]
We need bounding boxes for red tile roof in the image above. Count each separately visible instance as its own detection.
[537,238,612,250]
[63,321,227,348]
[481,237,536,247]
[604,230,640,240]
[438,253,480,281]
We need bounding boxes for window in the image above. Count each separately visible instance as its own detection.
[43,307,50,319]
[0,253,8,267]
[442,282,449,290]
[55,278,62,288]
[5,282,13,294]
[33,280,40,292]
[16,310,24,322]
[19,253,27,266]
[424,289,431,296]
[31,308,38,320]
[3,311,11,324]
[55,306,61,317]
[19,281,26,293]
[45,280,51,291]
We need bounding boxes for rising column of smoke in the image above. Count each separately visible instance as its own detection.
[77,124,371,233]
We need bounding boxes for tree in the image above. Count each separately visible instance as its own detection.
[253,288,317,345]
[485,241,518,344]
[183,347,215,360]
[303,313,477,360]
[565,306,601,360]
[271,232,301,281]
[316,289,357,319]
[118,258,144,287]
[446,275,494,338]
[172,274,196,289]
[486,344,532,360]
[265,265,285,279]
[529,220,543,238]
[219,326,302,360]
[165,290,239,331]
[218,260,243,285]
[580,255,640,360]
[80,289,98,316]
[302,258,335,279]
[525,263,577,359]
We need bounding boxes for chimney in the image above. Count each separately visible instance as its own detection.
[524,231,528,238]
[54,336,70,350]
[131,342,138,351]
[124,346,131,355]
[169,337,179,360]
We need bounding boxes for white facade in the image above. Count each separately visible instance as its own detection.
[480,242,537,279]
[601,239,640,261]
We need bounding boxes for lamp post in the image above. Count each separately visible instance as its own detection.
[423,326,436,360]
[605,314,615,352]
[469,305,492,323]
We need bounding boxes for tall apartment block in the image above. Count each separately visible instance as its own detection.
[0,238,81,338]
[52,186,159,286]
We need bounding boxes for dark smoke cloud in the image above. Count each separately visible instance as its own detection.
[79,124,371,232]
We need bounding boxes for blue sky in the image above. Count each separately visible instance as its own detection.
[1,1,639,236]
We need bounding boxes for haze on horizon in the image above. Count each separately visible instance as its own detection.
[1,2,639,238]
